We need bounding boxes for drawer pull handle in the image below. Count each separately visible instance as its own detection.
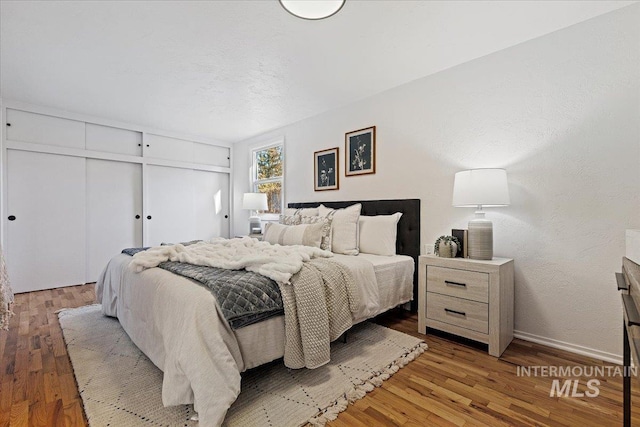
[444,280,466,287]
[444,308,466,317]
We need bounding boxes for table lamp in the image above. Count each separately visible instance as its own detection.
[452,169,510,260]
[242,193,268,235]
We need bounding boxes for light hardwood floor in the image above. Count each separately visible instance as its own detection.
[1,284,638,426]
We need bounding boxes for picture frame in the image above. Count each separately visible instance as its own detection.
[345,126,376,176]
[314,147,339,191]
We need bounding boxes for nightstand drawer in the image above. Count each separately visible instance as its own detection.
[426,292,488,334]
[427,266,489,303]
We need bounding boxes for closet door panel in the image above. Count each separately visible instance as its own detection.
[86,159,142,282]
[86,123,142,156]
[146,165,196,246]
[193,143,230,168]
[193,170,230,240]
[6,150,86,293]
[6,109,85,148]
[146,134,194,163]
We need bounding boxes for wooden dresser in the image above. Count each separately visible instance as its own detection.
[617,230,640,427]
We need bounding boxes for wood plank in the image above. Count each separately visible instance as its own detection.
[43,371,63,404]
[45,400,65,427]
[8,400,28,427]
[62,399,84,427]
[28,400,49,427]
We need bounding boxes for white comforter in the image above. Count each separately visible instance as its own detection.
[96,240,379,427]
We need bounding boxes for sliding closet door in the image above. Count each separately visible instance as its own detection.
[193,169,230,240]
[5,150,86,293]
[146,165,196,246]
[86,159,143,282]
[146,165,230,246]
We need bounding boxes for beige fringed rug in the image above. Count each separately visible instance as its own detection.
[59,304,427,427]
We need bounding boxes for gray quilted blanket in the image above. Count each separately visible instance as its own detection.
[122,247,282,329]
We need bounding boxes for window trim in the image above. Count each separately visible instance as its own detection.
[251,139,284,220]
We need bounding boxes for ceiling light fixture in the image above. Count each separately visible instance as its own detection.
[279,0,345,20]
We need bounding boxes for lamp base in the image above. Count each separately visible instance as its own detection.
[249,216,262,235]
[468,211,493,260]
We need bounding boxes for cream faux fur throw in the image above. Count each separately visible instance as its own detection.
[130,237,333,284]
[0,245,14,330]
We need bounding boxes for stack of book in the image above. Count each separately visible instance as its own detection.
[451,229,468,258]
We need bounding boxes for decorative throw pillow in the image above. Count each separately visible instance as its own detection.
[279,214,301,225]
[298,216,332,251]
[318,203,361,255]
[298,207,319,217]
[358,213,403,256]
[283,208,299,216]
[263,222,324,248]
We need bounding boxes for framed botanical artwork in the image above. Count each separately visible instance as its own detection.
[345,126,376,176]
[314,147,339,191]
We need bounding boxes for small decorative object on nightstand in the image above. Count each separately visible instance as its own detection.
[433,235,460,258]
[418,255,514,357]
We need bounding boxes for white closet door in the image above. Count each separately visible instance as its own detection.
[146,165,196,246]
[193,142,230,168]
[6,109,85,149]
[146,165,230,246]
[146,133,230,167]
[193,169,230,240]
[6,150,86,293]
[146,134,194,163]
[86,123,143,156]
[86,159,142,282]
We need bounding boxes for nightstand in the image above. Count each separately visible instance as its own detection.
[235,234,264,241]
[418,255,514,357]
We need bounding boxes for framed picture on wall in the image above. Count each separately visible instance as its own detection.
[314,147,339,191]
[345,126,376,176]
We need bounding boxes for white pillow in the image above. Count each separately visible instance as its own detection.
[263,222,324,248]
[299,216,332,251]
[318,204,333,217]
[358,213,402,256]
[298,207,319,217]
[319,203,361,255]
[283,208,299,216]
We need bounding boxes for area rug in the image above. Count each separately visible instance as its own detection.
[59,304,427,426]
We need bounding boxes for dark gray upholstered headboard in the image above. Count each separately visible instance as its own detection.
[288,199,420,312]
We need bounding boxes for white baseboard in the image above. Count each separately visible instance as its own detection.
[513,330,622,365]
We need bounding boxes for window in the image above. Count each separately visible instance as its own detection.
[252,143,283,215]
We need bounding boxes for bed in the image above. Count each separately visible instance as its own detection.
[96,198,420,426]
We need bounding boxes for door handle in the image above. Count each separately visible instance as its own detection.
[147,215,152,220]
[8,215,16,221]
[135,215,141,219]
[224,215,229,219]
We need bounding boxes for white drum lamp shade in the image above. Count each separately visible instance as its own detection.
[453,169,510,260]
[243,193,268,234]
[242,193,268,212]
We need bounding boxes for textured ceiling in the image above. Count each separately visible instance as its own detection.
[0,0,634,142]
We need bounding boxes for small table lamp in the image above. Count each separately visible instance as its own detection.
[242,193,268,235]
[452,169,510,260]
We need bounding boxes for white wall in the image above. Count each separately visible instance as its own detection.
[233,5,640,360]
